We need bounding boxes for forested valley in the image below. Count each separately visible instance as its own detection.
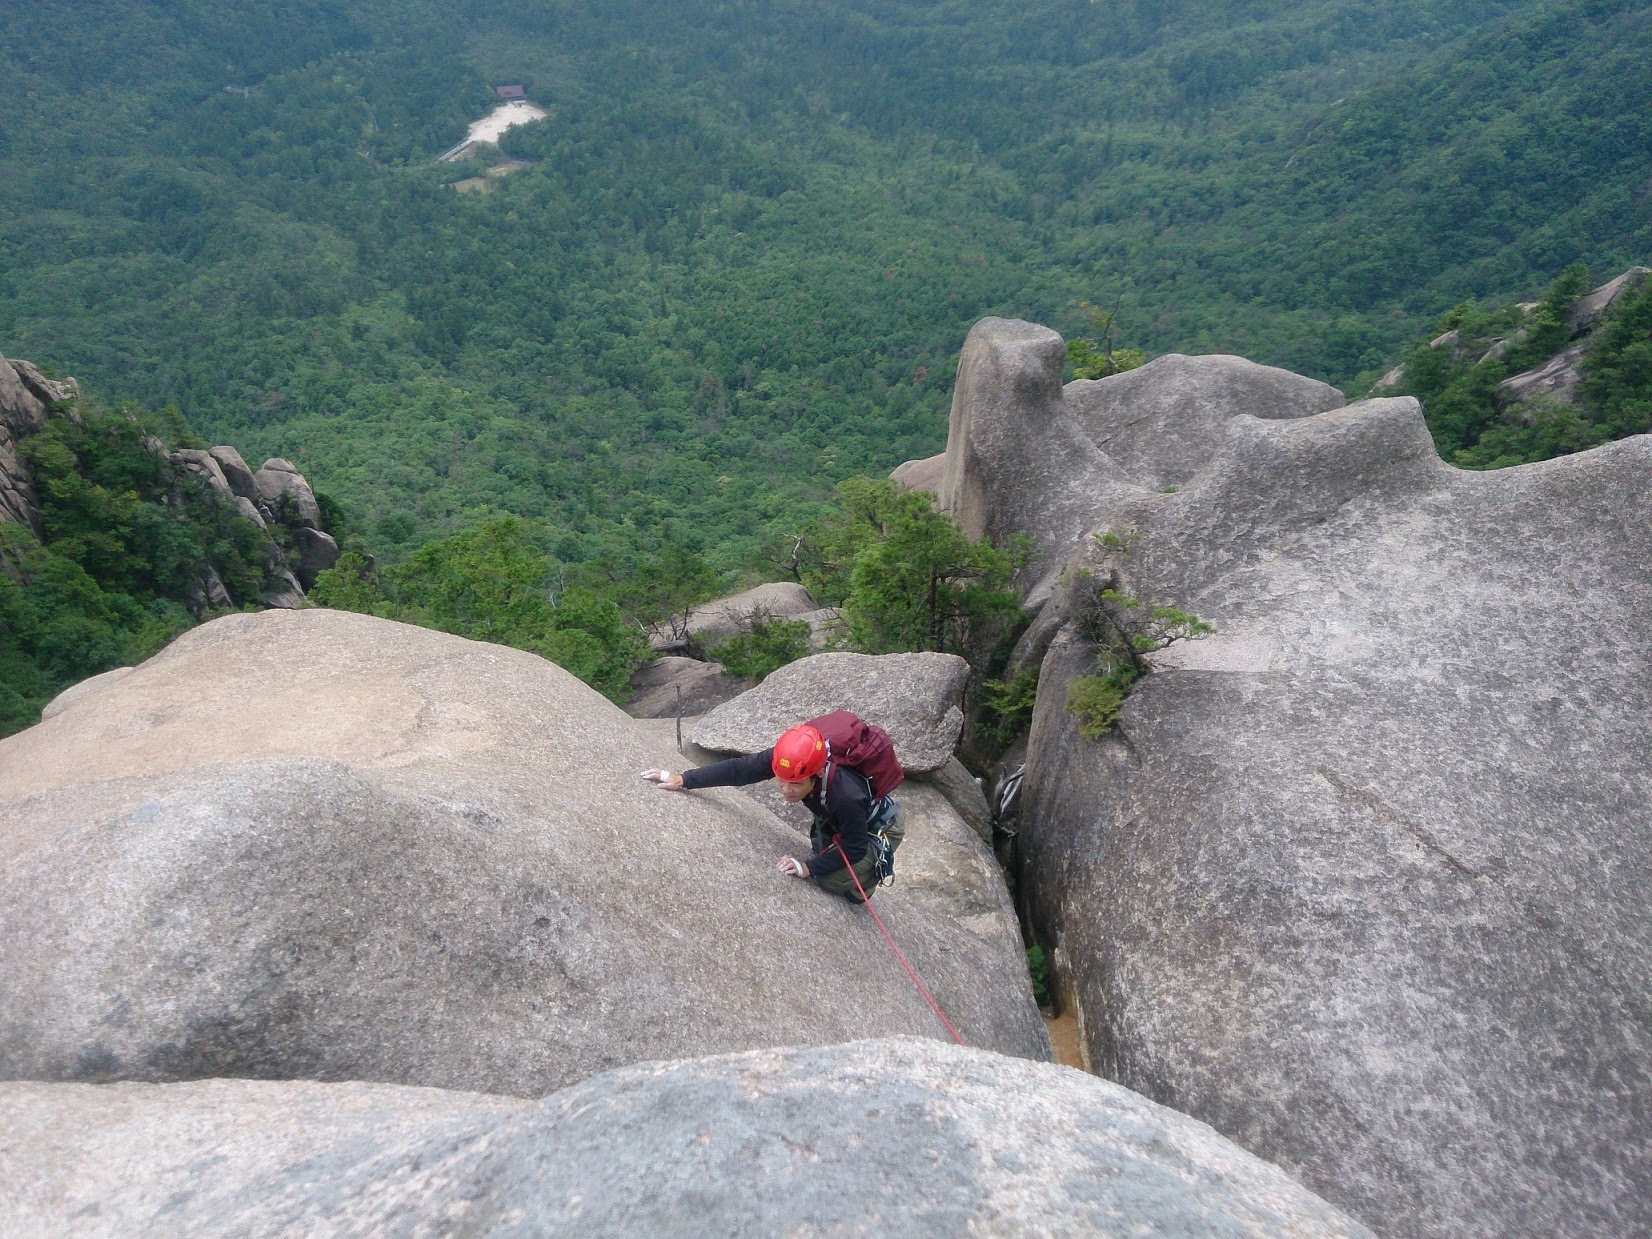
[2,0,1649,731]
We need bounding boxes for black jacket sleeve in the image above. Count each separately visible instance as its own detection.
[681,749,774,789]
[805,766,874,878]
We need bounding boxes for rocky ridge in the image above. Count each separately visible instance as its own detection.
[937,315,1651,1239]
[0,352,336,613]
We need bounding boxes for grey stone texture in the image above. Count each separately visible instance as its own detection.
[1568,265,1649,334]
[1017,394,1652,1238]
[625,654,748,719]
[169,447,231,493]
[651,580,819,651]
[259,564,307,608]
[207,444,259,498]
[291,525,341,591]
[691,650,970,772]
[935,321,1340,586]
[1064,352,1345,490]
[1499,342,1589,407]
[0,352,54,533]
[0,609,1048,1096]
[890,451,946,493]
[938,318,1141,585]
[0,1038,1372,1238]
[914,755,994,844]
[251,456,324,529]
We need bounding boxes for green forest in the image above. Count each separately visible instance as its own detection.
[1,0,1649,731]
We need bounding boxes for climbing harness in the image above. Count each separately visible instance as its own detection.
[834,838,966,1046]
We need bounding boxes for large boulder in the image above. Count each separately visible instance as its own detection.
[0,609,1048,1095]
[935,321,1341,589]
[1019,398,1652,1238]
[652,580,819,652]
[937,318,1140,586]
[1568,265,1650,335]
[690,650,970,772]
[0,1038,1374,1237]
[291,525,341,591]
[890,451,946,493]
[250,457,323,529]
[207,444,259,498]
[1063,353,1344,489]
[625,654,748,718]
[1498,342,1588,407]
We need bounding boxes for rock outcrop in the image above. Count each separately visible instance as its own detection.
[937,318,1140,586]
[0,351,70,533]
[0,351,335,611]
[934,321,1341,587]
[0,609,1049,1095]
[1567,264,1649,334]
[1063,352,1344,490]
[651,580,819,652]
[625,654,748,718]
[1497,341,1589,406]
[691,650,970,772]
[890,451,946,493]
[1011,390,1652,1237]
[0,1038,1373,1237]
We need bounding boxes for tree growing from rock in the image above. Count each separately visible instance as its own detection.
[1064,532,1213,738]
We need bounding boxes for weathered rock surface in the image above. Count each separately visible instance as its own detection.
[1063,352,1344,490]
[914,755,993,844]
[0,1038,1372,1238]
[259,564,307,609]
[794,603,847,648]
[935,322,1341,587]
[291,525,341,591]
[1568,265,1649,334]
[0,609,1048,1095]
[169,447,230,493]
[1498,341,1588,407]
[890,451,946,493]
[1019,396,1652,1239]
[691,650,970,772]
[651,580,819,651]
[0,352,53,532]
[625,654,748,719]
[251,457,323,529]
[207,444,259,498]
[938,318,1142,584]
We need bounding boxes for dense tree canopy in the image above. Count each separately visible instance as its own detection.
[2,1,1649,731]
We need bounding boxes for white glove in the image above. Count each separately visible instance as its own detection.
[640,769,684,790]
[777,856,810,878]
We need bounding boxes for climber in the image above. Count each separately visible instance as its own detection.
[640,712,905,902]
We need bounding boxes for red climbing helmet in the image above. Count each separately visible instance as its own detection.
[771,723,828,782]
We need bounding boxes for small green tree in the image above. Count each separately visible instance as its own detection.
[1064,533,1214,738]
[705,607,813,681]
[1066,300,1148,380]
[802,477,1021,660]
[311,514,648,702]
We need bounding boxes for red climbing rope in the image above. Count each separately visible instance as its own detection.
[835,839,967,1046]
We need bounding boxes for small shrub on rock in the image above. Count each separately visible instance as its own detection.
[705,608,813,681]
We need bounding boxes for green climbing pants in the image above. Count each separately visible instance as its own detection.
[811,799,906,903]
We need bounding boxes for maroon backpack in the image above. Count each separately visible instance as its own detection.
[808,710,905,802]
